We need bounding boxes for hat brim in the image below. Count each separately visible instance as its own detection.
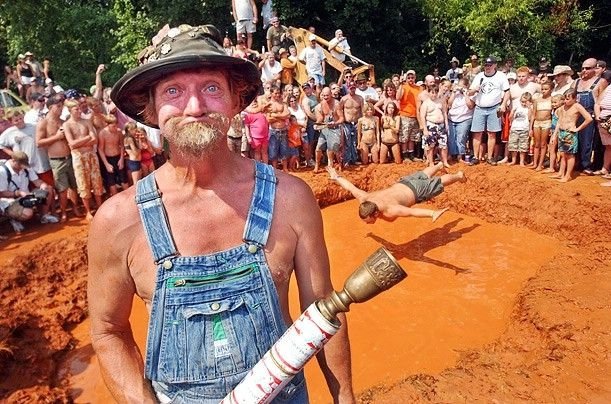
[111,54,261,128]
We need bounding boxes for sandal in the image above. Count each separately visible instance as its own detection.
[593,168,609,176]
[602,173,611,180]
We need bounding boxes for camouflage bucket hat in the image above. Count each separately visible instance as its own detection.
[111,24,261,127]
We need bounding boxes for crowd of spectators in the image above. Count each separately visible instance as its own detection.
[1,5,611,239]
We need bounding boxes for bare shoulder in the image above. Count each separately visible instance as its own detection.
[89,186,140,254]
[274,171,320,224]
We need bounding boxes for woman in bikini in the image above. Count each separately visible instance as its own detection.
[357,103,380,164]
[135,127,156,176]
[123,122,142,185]
[380,102,402,164]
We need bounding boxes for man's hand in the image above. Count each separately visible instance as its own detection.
[105,163,114,173]
[96,64,106,75]
[326,166,341,180]
[432,207,449,222]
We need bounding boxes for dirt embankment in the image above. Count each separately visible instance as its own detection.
[0,162,610,402]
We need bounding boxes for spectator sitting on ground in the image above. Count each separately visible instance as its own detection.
[0,151,59,234]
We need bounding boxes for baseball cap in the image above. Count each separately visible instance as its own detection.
[484,56,497,65]
[308,34,317,41]
[270,16,279,23]
[301,82,311,89]
[507,72,517,80]
[405,69,416,77]
[12,151,30,166]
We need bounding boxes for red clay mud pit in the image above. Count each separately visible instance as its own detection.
[1,163,610,403]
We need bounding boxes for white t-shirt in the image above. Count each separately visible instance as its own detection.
[299,46,326,76]
[0,163,39,212]
[470,70,510,108]
[445,67,463,84]
[356,87,379,103]
[328,37,350,62]
[260,61,282,83]
[24,108,43,125]
[510,103,531,131]
[288,105,307,127]
[448,93,474,123]
[0,124,50,174]
[234,0,254,21]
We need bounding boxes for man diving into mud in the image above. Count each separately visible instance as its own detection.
[327,163,466,223]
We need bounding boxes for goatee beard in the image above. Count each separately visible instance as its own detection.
[164,113,230,158]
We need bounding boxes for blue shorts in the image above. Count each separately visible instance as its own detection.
[126,159,142,172]
[287,146,300,157]
[316,127,341,152]
[310,73,325,86]
[471,105,502,133]
[268,127,290,161]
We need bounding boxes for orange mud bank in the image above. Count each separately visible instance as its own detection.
[1,163,610,403]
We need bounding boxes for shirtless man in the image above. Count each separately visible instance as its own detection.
[339,80,364,165]
[551,89,593,183]
[420,84,449,167]
[327,163,465,223]
[266,85,290,171]
[88,97,108,133]
[314,86,343,172]
[89,24,353,403]
[35,94,80,222]
[63,99,104,220]
[97,114,128,195]
[301,82,319,165]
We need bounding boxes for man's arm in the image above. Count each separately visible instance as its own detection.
[63,122,93,149]
[249,0,258,24]
[290,180,355,403]
[35,119,59,148]
[97,129,113,172]
[88,196,157,402]
[93,64,105,100]
[326,166,368,201]
[386,205,449,222]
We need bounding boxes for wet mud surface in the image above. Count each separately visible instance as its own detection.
[1,162,610,402]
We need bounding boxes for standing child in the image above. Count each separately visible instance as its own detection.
[243,99,270,164]
[551,89,593,182]
[287,115,304,171]
[507,92,533,166]
[531,82,553,171]
[542,94,564,173]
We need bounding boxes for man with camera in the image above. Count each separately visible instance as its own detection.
[0,151,58,233]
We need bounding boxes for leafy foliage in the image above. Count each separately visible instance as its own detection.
[0,0,604,90]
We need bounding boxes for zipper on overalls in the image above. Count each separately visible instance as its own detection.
[168,264,257,288]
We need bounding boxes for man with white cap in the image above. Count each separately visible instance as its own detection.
[266,16,289,53]
[550,65,574,96]
[299,33,327,88]
[468,56,510,165]
[88,23,354,403]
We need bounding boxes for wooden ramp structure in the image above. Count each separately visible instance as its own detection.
[287,27,375,85]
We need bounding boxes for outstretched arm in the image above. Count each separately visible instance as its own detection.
[386,205,449,222]
[327,166,368,201]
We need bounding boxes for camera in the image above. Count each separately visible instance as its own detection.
[18,189,48,208]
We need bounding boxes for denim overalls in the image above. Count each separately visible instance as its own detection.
[575,77,600,170]
[135,161,308,403]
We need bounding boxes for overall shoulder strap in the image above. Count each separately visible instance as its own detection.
[243,161,277,247]
[134,173,179,263]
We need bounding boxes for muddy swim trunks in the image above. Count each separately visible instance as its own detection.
[398,171,444,203]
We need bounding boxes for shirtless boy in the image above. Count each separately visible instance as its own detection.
[98,114,128,195]
[542,94,565,173]
[63,99,104,220]
[531,82,553,170]
[551,89,593,182]
[35,94,80,222]
[266,85,290,171]
[339,80,364,165]
[327,163,466,223]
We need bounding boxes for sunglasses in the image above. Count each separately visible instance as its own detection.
[581,66,594,70]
